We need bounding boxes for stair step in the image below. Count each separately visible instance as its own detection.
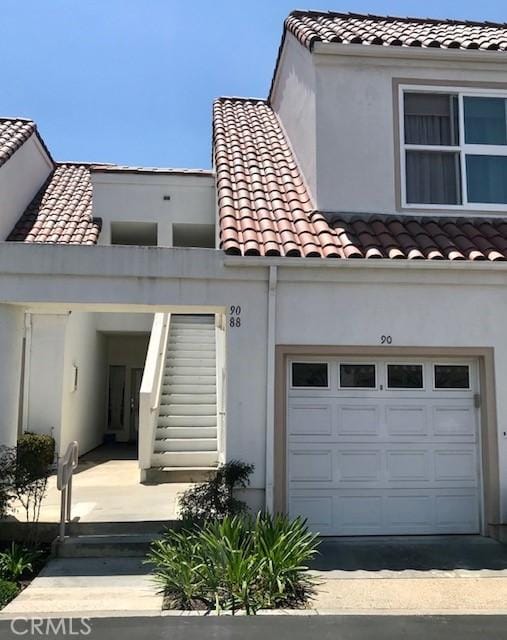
[161,393,216,405]
[143,467,217,484]
[169,335,215,345]
[157,415,217,427]
[167,347,215,356]
[162,384,216,394]
[151,451,218,467]
[154,438,217,452]
[159,404,216,416]
[56,533,159,558]
[164,367,216,377]
[171,316,214,325]
[156,426,217,438]
[165,357,216,367]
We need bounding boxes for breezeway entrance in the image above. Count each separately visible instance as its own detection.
[287,357,481,536]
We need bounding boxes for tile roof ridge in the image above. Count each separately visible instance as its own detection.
[288,9,507,29]
[0,116,36,124]
[215,96,267,104]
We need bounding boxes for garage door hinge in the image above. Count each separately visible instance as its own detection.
[474,393,481,409]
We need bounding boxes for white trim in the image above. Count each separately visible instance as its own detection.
[432,362,472,391]
[386,362,425,391]
[265,265,277,512]
[399,83,507,211]
[338,362,378,390]
[289,360,330,390]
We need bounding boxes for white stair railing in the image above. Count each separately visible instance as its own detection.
[139,313,171,478]
[57,441,79,542]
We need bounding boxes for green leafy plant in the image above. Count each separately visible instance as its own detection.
[17,433,55,480]
[178,460,254,524]
[0,579,19,609]
[147,513,319,614]
[0,543,39,582]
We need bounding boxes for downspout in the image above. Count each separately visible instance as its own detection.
[22,312,32,434]
[265,265,278,512]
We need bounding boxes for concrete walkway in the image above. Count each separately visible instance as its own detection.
[2,557,162,615]
[8,444,190,523]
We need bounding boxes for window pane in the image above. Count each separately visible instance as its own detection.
[404,93,458,145]
[434,365,470,389]
[292,363,328,387]
[466,155,507,204]
[406,151,461,204]
[464,97,507,145]
[387,364,423,389]
[340,364,376,388]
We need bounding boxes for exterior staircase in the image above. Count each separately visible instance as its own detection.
[145,315,219,483]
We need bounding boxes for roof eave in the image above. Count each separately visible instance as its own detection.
[312,41,507,64]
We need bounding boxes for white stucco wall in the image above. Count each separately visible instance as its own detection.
[24,313,67,448]
[272,38,507,215]
[0,305,24,447]
[92,172,215,247]
[271,33,317,201]
[60,312,107,456]
[0,134,52,241]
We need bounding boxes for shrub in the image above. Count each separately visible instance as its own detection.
[0,579,19,609]
[17,433,55,480]
[147,513,319,614]
[178,460,254,524]
[0,543,39,582]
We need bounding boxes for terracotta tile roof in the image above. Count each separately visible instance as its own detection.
[214,97,507,261]
[7,164,101,245]
[0,118,36,168]
[214,97,317,257]
[285,11,507,52]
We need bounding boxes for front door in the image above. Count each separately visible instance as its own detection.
[130,368,143,442]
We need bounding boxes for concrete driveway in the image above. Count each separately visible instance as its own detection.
[311,536,507,614]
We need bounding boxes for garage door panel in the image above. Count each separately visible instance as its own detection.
[385,405,428,436]
[434,450,477,482]
[432,404,476,437]
[386,450,429,482]
[435,493,479,530]
[339,495,383,531]
[289,496,333,533]
[288,401,332,436]
[337,404,380,436]
[289,450,333,482]
[385,495,433,528]
[338,450,381,482]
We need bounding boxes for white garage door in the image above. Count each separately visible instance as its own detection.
[287,358,481,536]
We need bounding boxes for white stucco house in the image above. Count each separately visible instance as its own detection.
[3,10,507,539]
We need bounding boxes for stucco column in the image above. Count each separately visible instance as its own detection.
[0,304,25,448]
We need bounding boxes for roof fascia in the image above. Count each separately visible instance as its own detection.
[312,41,507,66]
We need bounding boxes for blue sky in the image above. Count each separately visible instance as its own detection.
[1,0,506,168]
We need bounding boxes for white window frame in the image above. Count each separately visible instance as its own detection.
[386,362,425,391]
[399,84,507,212]
[338,362,377,390]
[432,362,472,391]
[289,360,330,390]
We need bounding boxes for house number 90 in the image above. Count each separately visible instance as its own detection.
[380,335,393,344]
[229,305,241,328]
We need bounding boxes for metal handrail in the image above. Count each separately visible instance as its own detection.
[57,441,79,542]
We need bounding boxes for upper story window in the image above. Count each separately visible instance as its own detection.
[110,222,158,246]
[401,87,507,210]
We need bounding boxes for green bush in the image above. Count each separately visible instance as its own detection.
[0,543,38,582]
[147,513,319,614]
[178,460,254,524]
[17,433,55,480]
[0,579,19,609]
